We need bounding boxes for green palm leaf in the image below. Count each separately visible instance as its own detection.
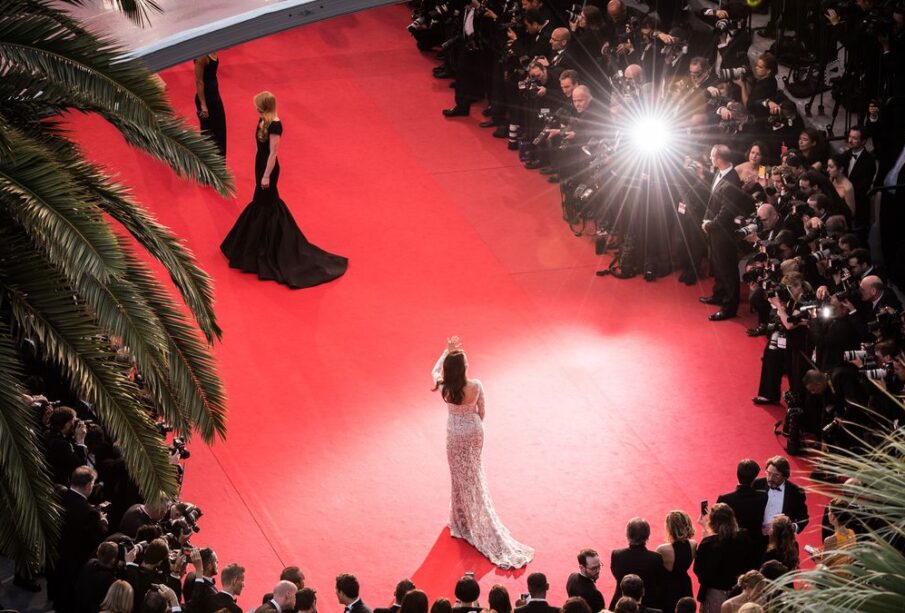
[0,324,61,571]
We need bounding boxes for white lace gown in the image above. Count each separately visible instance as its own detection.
[433,351,534,569]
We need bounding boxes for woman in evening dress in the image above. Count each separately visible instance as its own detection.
[194,52,227,157]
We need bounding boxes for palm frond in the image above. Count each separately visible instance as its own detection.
[0,12,168,126]
[0,129,125,281]
[55,0,163,27]
[103,112,235,197]
[0,325,61,570]
[125,261,227,443]
[3,245,179,503]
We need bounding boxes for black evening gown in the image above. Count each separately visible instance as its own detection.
[661,540,693,613]
[194,56,227,157]
[220,120,348,288]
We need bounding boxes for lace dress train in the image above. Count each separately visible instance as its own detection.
[434,352,534,569]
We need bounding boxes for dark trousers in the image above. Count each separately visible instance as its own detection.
[758,345,786,400]
[675,213,707,277]
[709,229,740,314]
[454,47,490,109]
[750,287,771,324]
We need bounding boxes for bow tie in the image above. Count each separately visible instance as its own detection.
[770,486,782,491]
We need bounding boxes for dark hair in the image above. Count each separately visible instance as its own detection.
[849,247,871,266]
[757,52,778,75]
[298,587,318,611]
[577,548,598,566]
[49,405,76,432]
[526,572,548,595]
[838,233,860,249]
[336,574,360,599]
[561,597,593,613]
[395,579,416,604]
[454,576,480,603]
[675,596,697,613]
[619,574,644,600]
[524,9,544,25]
[766,455,791,479]
[767,515,800,570]
[281,565,304,586]
[70,465,97,488]
[559,69,579,83]
[746,141,767,160]
[141,590,168,613]
[582,5,605,29]
[135,524,163,543]
[200,547,216,573]
[708,503,739,541]
[430,598,452,613]
[488,585,512,613]
[737,459,760,486]
[828,153,848,175]
[143,539,170,566]
[626,517,650,546]
[400,590,429,613]
[758,559,789,581]
[613,597,639,613]
[169,519,192,537]
[434,351,467,405]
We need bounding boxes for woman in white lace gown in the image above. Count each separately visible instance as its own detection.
[431,336,534,569]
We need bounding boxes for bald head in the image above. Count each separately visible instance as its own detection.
[572,85,593,112]
[551,27,571,51]
[859,275,884,302]
[607,0,625,20]
[710,144,732,170]
[624,64,643,83]
[274,580,299,604]
[757,203,779,230]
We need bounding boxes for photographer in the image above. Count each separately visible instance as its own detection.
[810,292,870,371]
[752,272,813,405]
[44,404,88,486]
[675,153,711,285]
[124,538,183,610]
[549,85,608,185]
[741,53,779,118]
[442,0,496,117]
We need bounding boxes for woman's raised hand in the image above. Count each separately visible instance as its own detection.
[446,336,462,352]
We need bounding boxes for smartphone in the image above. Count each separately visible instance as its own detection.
[804,544,817,555]
[758,165,767,179]
[700,500,709,516]
[520,593,530,602]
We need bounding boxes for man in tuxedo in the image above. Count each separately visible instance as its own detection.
[200,562,244,613]
[700,144,754,320]
[119,501,168,539]
[375,578,415,613]
[753,456,809,536]
[336,574,373,613]
[44,405,87,486]
[566,548,605,613]
[547,27,576,79]
[609,519,664,610]
[48,466,108,610]
[74,541,118,613]
[514,572,558,613]
[257,580,300,612]
[618,574,662,613]
[183,548,219,610]
[860,276,902,319]
[123,538,176,612]
[716,459,767,557]
[841,127,877,239]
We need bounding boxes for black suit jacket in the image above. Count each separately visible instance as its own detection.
[566,572,604,613]
[514,599,559,613]
[204,591,242,613]
[609,545,665,609]
[349,599,374,613]
[183,577,218,612]
[46,432,87,485]
[59,488,107,571]
[254,601,281,613]
[753,477,810,533]
[717,485,768,542]
[705,168,751,231]
[842,148,877,204]
[374,604,401,613]
[74,558,117,613]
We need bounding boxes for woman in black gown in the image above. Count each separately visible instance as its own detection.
[194,53,227,157]
[220,91,348,288]
[656,510,697,613]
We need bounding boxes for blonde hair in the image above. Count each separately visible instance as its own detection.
[254,90,277,142]
[100,579,133,613]
[665,510,695,542]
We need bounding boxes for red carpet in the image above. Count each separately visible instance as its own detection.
[71,5,824,608]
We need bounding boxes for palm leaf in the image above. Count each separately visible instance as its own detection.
[0,324,61,570]
[55,0,163,27]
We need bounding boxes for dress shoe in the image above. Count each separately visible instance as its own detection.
[507,141,519,151]
[524,159,544,170]
[699,296,721,304]
[752,396,779,405]
[433,68,453,79]
[442,107,469,117]
[482,106,496,117]
[746,324,768,337]
[539,166,557,175]
[479,119,496,128]
[448,81,456,88]
[492,126,508,138]
[709,310,736,321]
[547,175,560,183]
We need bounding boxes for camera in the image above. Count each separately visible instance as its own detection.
[170,437,190,460]
[861,367,888,380]
[735,214,762,239]
[174,502,203,532]
[779,391,805,455]
[407,2,453,32]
